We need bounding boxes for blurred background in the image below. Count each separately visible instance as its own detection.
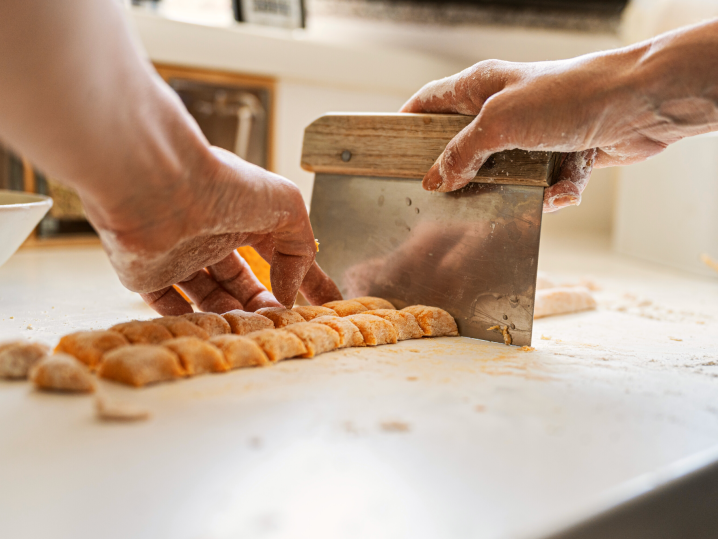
[3,0,718,275]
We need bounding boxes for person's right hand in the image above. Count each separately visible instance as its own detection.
[401,22,718,212]
[83,147,342,316]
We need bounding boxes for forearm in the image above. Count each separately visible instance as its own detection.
[0,0,214,232]
[625,19,718,143]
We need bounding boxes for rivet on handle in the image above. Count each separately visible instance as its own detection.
[341,150,352,162]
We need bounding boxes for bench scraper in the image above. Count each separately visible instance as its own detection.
[301,113,563,346]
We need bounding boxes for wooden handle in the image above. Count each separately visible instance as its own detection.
[301,113,562,187]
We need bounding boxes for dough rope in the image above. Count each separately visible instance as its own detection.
[2,296,459,389]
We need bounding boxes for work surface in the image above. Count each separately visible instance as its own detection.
[1,235,718,539]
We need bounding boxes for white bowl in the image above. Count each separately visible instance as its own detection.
[0,190,53,267]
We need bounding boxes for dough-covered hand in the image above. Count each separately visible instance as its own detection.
[401,23,718,212]
[88,148,341,316]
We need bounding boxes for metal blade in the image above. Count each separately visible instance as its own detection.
[309,174,544,346]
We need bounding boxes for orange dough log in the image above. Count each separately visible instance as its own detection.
[254,307,305,328]
[344,314,398,346]
[352,296,396,310]
[222,310,274,335]
[364,309,423,340]
[55,330,129,370]
[0,341,50,379]
[152,317,210,339]
[283,322,340,358]
[401,306,459,337]
[180,312,231,337]
[110,321,174,344]
[98,345,186,387]
[209,335,270,369]
[30,353,96,393]
[292,305,338,321]
[163,337,229,375]
[533,287,597,319]
[311,316,365,348]
[323,300,368,316]
[246,329,307,362]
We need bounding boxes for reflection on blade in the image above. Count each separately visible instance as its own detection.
[309,174,544,346]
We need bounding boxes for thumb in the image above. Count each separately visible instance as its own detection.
[423,108,509,192]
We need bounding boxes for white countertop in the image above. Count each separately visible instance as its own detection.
[2,235,718,539]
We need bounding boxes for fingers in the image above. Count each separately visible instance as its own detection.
[299,262,343,305]
[543,149,597,213]
[423,110,507,192]
[140,287,194,316]
[175,269,243,314]
[208,251,282,312]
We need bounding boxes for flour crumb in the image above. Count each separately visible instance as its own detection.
[520,346,535,352]
[669,337,683,342]
[541,335,552,340]
[380,421,410,433]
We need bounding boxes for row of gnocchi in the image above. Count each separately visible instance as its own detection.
[0,298,459,392]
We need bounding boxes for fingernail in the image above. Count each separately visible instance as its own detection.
[422,163,443,191]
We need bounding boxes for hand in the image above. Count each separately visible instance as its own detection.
[401,28,718,212]
[84,148,342,316]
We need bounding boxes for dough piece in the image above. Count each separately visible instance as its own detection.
[364,309,423,341]
[292,305,338,321]
[98,345,186,387]
[180,312,231,337]
[30,353,96,393]
[209,335,270,369]
[254,307,305,328]
[246,329,307,362]
[163,337,228,375]
[311,316,365,348]
[487,325,513,346]
[55,330,129,370]
[222,310,274,335]
[0,341,50,379]
[152,317,210,340]
[536,272,556,290]
[353,296,396,310]
[110,321,173,344]
[95,394,150,422]
[345,314,398,346]
[323,300,368,316]
[401,306,459,337]
[533,286,597,319]
[283,322,340,358]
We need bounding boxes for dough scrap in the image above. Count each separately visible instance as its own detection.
[98,345,186,387]
[353,296,396,310]
[283,322,340,358]
[345,314,398,346]
[364,309,423,340]
[110,321,173,344]
[311,316,365,348]
[209,335,270,369]
[152,317,210,339]
[222,310,274,335]
[292,305,338,321]
[487,325,512,346]
[163,337,228,375]
[95,394,150,422]
[255,307,305,328]
[534,286,597,319]
[323,300,368,316]
[0,341,50,379]
[180,312,231,337]
[401,306,459,337]
[30,353,96,393]
[55,330,129,370]
[246,329,307,362]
